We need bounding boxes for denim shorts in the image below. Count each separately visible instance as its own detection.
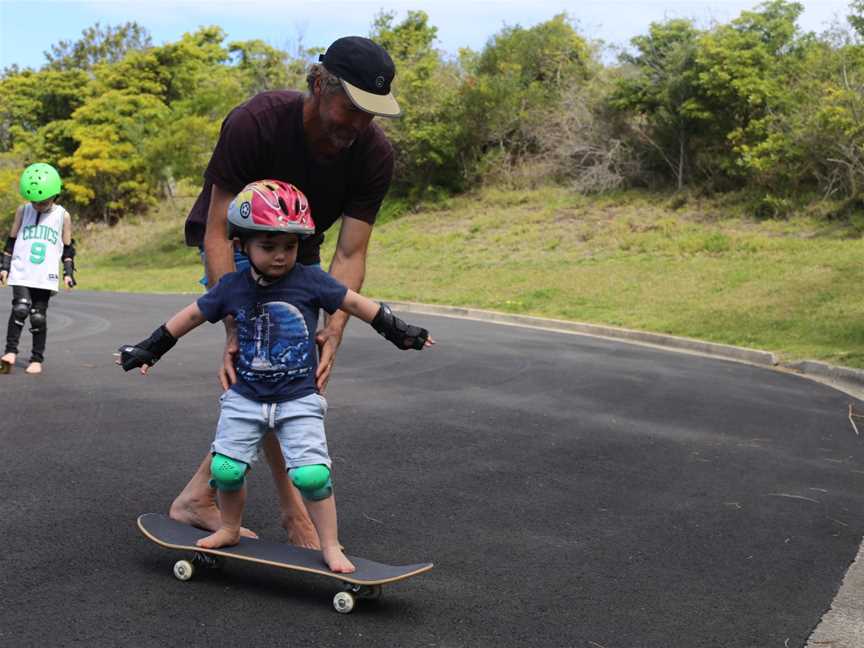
[212,389,330,469]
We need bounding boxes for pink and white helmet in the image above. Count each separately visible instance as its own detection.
[227,180,315,239]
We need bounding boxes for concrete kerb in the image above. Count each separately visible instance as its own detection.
[385,299,864,648]
[386,300,864,401]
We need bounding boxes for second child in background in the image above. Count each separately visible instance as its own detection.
[0,163,77,375]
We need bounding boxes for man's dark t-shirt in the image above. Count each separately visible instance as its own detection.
[185,90,394,265]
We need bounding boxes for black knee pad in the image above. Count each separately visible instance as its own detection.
[29,307,46,334]
[11,298,30,326]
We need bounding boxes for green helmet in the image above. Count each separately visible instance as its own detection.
[19,163,62,201]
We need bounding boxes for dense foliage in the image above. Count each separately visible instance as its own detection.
[1,2,862,225]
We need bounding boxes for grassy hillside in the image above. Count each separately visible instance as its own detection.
[74,187,864,368]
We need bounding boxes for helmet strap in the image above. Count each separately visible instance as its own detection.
[241,240,280,286]
[249,261,280,286]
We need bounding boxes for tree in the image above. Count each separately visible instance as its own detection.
[44,22,152,71]
[612,19,707,189]
[371,11,463,194]
[0,69,89,152]
[458,15,594,183]
[849,1,864,38]
[229,39,290,95]
[693,0,805,186]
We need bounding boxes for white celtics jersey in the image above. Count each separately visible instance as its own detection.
[9,203,66,292]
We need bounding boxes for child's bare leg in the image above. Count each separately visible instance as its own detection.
[197,487,245,548]
[305,495,355,573]
[170,453,257,538]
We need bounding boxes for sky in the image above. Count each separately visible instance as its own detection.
[0,0,857,70]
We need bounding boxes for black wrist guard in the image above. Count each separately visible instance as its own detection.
[4,236,14,255]
[0,253,9,274]
[371,303,429,351]
[63,258,76,285]
[63,239,76,284]
[118,324,177,371]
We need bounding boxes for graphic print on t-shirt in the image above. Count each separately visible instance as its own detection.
[236,301,312,383]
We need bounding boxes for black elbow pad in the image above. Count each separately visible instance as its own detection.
[63,238,76,259]
[4,236,14,255]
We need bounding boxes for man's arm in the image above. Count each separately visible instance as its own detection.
[203,183,237,286]
[315,215,373,391]
[203,183,241,389]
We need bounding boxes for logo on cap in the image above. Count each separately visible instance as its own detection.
[375,76,385,89]
[240,202,251,219]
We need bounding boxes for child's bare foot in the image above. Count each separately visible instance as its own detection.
[170,496,257,539]
[1,353,14,364]
[323,545,355,573]
[25,362,42,374]
[196,527,241,549]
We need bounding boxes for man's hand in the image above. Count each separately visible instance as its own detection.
[315,324,344,393]
[219,328,239,391]
[63,275,75,290]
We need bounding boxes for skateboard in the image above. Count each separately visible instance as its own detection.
[0,359,11,374]
[137,513,433,614]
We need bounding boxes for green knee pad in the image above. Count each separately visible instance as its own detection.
[209,453,247,492]
[289,464,333,501]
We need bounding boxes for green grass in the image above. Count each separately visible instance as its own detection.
[76,186,864,368]
[77,197,203,293]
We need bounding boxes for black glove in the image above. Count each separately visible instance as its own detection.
[118,324,177,371]
[371,303,429,350]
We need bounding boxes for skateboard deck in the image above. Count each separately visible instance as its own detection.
[0,359,12,374]
[137,513,433,613]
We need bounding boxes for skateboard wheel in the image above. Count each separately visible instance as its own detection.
[333,591,355,614]
[173,559,195,581]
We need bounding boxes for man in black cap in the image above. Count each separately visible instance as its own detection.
[171,37,401,547]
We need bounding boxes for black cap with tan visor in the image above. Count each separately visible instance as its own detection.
[319,36,401,118]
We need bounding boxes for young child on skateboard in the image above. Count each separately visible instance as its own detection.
[0,163,77,375]
[117,180,433,573]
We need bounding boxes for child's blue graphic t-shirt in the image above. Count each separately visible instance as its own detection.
[197,265,348,403]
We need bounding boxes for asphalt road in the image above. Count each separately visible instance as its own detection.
[1,290,862,648]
